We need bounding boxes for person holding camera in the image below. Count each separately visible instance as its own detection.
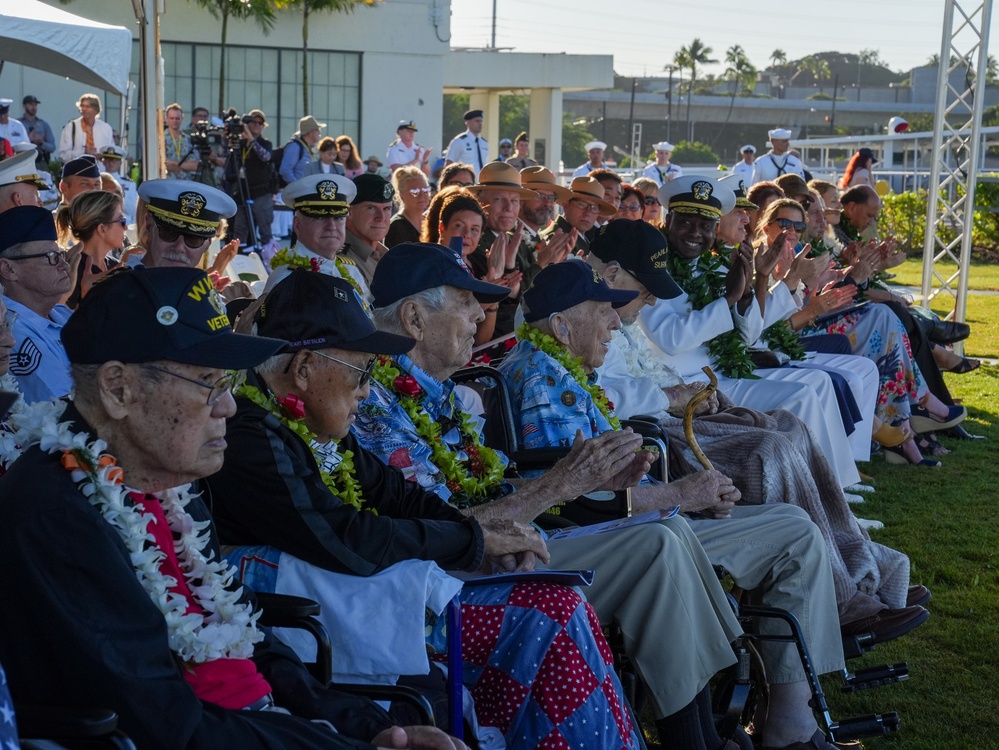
[224,108,274,249]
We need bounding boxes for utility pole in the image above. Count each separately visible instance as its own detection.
[491,0,497,48]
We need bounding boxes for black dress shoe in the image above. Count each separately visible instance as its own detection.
[928,320,971,345]
[841,605,929,645]
[907,584,931,607]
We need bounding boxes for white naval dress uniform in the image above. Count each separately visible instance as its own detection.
[572,162,603,178]
[0,119,30,148]
[750,151,805,184]
[639,285,862,488]
[386,140,420,170]
[642,162,683,186]
[731,160,754,181]
[444,130,488,171]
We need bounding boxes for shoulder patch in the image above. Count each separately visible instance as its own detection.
[10,338,41,377]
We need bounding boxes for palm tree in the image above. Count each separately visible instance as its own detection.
[278,0,381,113]
[675,38,716,140]
[770,49,787,72]
[191,0,276,114]
[717,47,756,146]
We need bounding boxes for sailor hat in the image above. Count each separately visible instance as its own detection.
[584,140,607,152]
[653,141,675,152]
[768,128,793,140]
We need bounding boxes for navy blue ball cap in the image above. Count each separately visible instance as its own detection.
[257,270,414,355]
[62,267,285,368]
[371,242,510,308]
[0,206,57,254]
[61,154,101,181]
[521,258,639,323]
[589,219,683,300]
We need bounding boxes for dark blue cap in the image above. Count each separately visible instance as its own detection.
[62,267,284,368]
[0,205,57,254]
[589,219,684,300]
[257,270,414,354]
[371,242,510,309]
[522,258,638,323]
[61,154,100,180]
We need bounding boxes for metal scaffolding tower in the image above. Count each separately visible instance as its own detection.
[921,0,994,341]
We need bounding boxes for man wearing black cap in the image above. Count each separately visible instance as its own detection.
[18,95,55,170]
[498,259,894,750]
[0,266,469,749]
[342,173,395,287]
[386,120,431,176]
[0,206,73,404]
[444,110,487,170]
[58,154,102,204]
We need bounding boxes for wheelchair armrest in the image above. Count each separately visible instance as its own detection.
[254,592,321,620]
[332,683,436,727]
[15,704,119,739]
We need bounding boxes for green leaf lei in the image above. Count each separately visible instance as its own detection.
[269,247,364,298]
[514,322,622,430]
[236,383,367,511]
[665,247,758,379]
[370,357,506,509]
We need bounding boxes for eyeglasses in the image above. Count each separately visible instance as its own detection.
[5,249,67,266]
[533,192,557,204]
[620,203,642,213]
[0,311,18,338]
[769,217,807,232]
[644,196,661,206]
[311,351,376,388]
[155,225,210,250]
[145,365,237,406]
[407,186,432,196]
[569,199,601,214]
[250,120,265,126]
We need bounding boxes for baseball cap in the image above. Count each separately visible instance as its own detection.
[589,220,683,300]
[371,243,510,308]
[0,206,57,254]
[521,258,638,323]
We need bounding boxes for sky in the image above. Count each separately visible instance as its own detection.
[450,0,997,79]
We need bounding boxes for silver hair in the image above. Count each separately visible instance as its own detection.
[254,352,295,378]
[370,286,449,335]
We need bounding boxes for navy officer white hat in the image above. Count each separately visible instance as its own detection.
[138,179,237,238]
[281,174,356,218]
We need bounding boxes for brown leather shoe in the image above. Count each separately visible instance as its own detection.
[841,605,929,645]
[906,583,931,607]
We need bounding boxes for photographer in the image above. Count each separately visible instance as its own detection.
[223,108,274,249]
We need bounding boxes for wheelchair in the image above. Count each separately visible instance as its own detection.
[452,364,910,748]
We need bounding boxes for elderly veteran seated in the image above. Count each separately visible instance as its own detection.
[587,219,929,637]
[266,173,368,298]
[0,206,73,404]
[498,259,863,750]
[207,269,642,750]
[357,242,795,749]
[0,149,47,213]
[538,175,616,257]
[136,178,237,270]
[0,265,468,750]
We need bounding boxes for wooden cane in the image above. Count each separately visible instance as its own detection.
[683,366,719,471]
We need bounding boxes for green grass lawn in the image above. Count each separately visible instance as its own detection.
[887,257,999,292]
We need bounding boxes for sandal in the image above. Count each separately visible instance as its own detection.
[946,356,980,374]
[915,433,950,456]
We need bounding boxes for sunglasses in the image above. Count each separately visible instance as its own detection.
[156,225,209,250]
[311,351,376,389]
[644,196,660,206]
[770,217,807,232]
[407,186,432,196]
[107,215,128,228]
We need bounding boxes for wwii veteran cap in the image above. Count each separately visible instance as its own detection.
[522,258,638,323]
[718,173,758,210]
[257,270,414,354]
[282,174,356,218]
[589,219,683,300]
[0,205,57,254]
[371,242,510,309]
[351,173,394,205]
[138,179,237,238]
[61,154,101,181]
[62,267,283,368]
[660,175,736,220]
[0,149,48,190]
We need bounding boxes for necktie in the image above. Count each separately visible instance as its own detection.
[474,137,483,170]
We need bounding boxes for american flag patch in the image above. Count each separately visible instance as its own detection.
[522,423,538,436]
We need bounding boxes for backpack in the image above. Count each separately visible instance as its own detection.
[270,137,305,190]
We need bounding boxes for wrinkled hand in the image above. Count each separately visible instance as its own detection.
[536,228,576,268]
[372,725,469,750]
[664,382,719,417]
[207,238,240,276]
[480,518,550,572]
[552,429,649,495]
[668,470,741,517]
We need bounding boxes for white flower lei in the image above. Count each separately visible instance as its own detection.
[0,373,25,469]
[615,325,684,388]
[9,400,263,664]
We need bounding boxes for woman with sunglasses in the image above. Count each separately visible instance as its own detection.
[758,199,958,467]
[631,177,664,226]
[385,166,431,249]
[64,190,125,308]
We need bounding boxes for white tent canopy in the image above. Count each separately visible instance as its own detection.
[0,0,132,95]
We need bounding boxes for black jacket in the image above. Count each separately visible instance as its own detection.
[207,397,484,576]
[0,402,389,749]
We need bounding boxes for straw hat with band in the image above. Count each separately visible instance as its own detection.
[466,162,538,200]
[563,176,617,217]
[519,166,572,202]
